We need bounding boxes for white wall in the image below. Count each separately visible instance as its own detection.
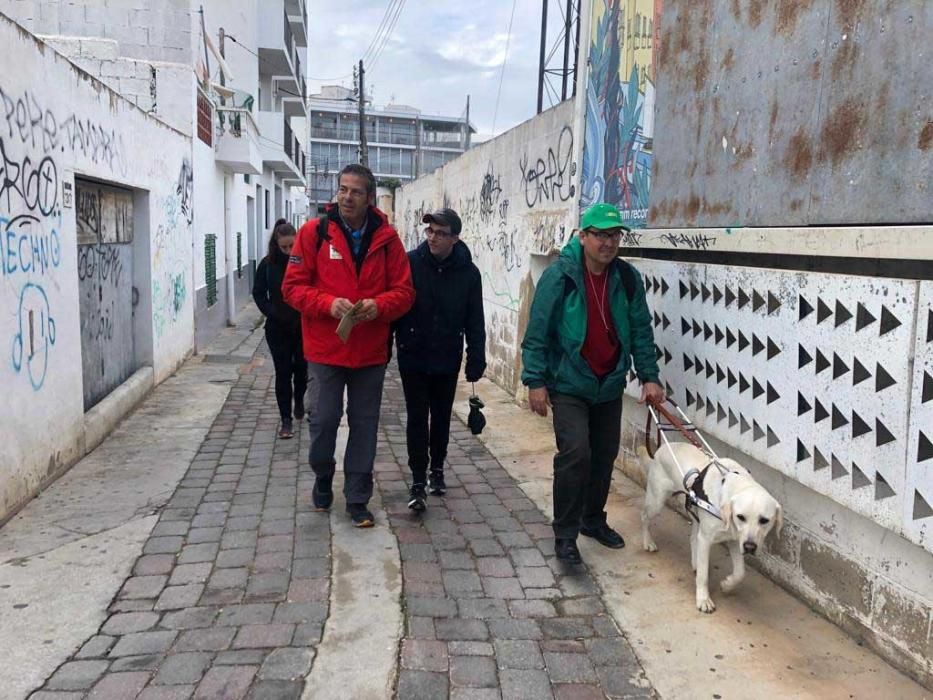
[0,18,193,521]
[396,101,578,393]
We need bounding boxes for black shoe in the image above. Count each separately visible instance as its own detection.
[278,418,294,440]
[312,477,333,511]
[580,524,626,549]
[555,538,582,564]
[408,483,427,512]
[428,470,446,495]
[293,399,305,421]
[347,503,375,528]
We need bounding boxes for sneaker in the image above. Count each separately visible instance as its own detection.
[278,418,294,440]
[408,483,427,512]
[580,523,626,549]
[312,477,333,511]
[294,398,305,421]
[347,503,375,528]
[428,470,446,496]
[555,538,583,564]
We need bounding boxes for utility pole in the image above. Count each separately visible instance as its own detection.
[561,0,572,100]
[464,95,471,149]
[358,59,369,167]
[537,0,548,114]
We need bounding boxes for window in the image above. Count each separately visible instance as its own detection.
[205,234,217,307]
[197,91,212,146]
[264,190,270,229]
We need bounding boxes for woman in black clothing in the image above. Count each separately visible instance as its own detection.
[252,220,307,439]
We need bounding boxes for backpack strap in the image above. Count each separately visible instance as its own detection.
[564,260,637,302]
[315,214,330,253]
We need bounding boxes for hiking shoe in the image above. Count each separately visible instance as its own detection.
[428,470,446,496]
[312,477,333,511]
[293,399,305,421]
[408,483,427,513]
[347,503,375,528]
[580,523,626,549]
[278,418,294,440]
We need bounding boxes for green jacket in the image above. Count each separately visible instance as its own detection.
[520,237,660,403]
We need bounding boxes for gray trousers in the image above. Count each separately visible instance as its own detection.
[307,362,386,505]
[550,392,623,539]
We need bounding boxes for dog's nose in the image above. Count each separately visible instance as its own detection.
[743,541,757,554]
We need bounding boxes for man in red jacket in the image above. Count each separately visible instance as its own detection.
[283,164,414,527]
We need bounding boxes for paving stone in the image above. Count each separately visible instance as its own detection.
[76,635,116,659]
[135,555,177,576]
[457,598,509,620]
[476,557,515,578]
[539,618,594,640]
[557,576,600,597]
[170,564,213,586]
[400,543,438,562]
[109,631,177,657]
[191,514,227,529]
[152,652,213,685]
[257,647,314,680]
[407,596,458,618]
[591,616,622,638]
[444,570,483,595]
[121,576,168,599]
[216,549,255,568]
[595,665,653,698]
[448,641,494,656]
[246,680,303,700]
[246,572,290,601]
[482,577,525,600]
[145,537,184,555]
[232,624,295,648]
[102,612,161,635]
[109,654,164,672]
[494,639,545,670]
[286,578,329,602]
[137,686,196,700]
[396,670,449,699]
[470,539,505,557]
[487,619,543,640]
[439,551,475,570]
[434,618,489,641]
[256,535,292,553]
[525,588,561,600]
[272,602,327,624]
[159,607,218,630]
[174,627,237,652]
[192,665,257,700]
[220,531,259,551]
[553,684,606,700]
[500,669,554,700]
[216,604,275,627]
[407,615,436,639]
[187,527,223,544]
[516,566,556,589]
[558,597,605,617]
[450,655,498,688]
[209,568,249,590]
[46,660,110,690]
[177,543,219,565]
[509,600,557,619]
[401,639,448,672]
[200,587,245,606]
[404,561,444,583]
[541,640,585,653]
[291,622,324,646]
[156,584,205,610]
[450,689,502,700]
[542,652,597,683]
[86,671,150,699]
[214,650,268,666]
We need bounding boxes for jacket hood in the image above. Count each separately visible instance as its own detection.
[415,239,473,268]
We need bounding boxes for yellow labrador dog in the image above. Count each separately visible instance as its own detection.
[638,443,783,613]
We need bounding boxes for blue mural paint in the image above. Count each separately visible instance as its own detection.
[11,282,56,390]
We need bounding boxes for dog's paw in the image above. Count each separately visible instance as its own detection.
[696,596,717,613]
[643,539,658,553]
[720,576,741,594]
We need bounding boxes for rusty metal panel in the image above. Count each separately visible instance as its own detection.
[650,0,933,228]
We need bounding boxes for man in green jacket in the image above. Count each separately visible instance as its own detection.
[521,203,664,564]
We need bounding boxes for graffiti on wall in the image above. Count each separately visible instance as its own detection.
[582,0,660,227]
[152,159,192,339]
[176,157,193,225]
[519,125,576,209]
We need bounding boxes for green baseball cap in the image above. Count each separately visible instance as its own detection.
[580,203,631,232]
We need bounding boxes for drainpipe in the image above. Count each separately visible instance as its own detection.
[224,173,236,325]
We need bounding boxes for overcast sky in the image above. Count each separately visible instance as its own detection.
[306,0,574,139]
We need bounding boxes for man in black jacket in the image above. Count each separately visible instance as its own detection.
[395,208,486,512]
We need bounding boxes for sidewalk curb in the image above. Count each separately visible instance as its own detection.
[83,366,154,455]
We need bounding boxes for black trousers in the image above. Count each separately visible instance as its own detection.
[400,370,459,483]
[265,323,307,421]
[550,391,623,539]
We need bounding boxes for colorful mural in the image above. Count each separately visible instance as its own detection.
[581,0,661,228]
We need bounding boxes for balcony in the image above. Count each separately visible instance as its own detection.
[259,110,306,185]
[286,0,308,45]
[215,107,263,175]
[259,1,305,92]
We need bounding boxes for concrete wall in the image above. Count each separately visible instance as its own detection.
[396,100,579,394]
[0,17,193,521]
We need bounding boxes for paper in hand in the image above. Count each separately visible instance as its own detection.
[336,300,364,343]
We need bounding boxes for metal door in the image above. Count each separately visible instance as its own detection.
[76,180,136,411]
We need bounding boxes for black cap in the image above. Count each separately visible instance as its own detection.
[422,208,462,236]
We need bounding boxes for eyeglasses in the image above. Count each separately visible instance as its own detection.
[585,228,623,241]
[424,225,455,238]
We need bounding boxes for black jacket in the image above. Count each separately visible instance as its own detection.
[252,250,301,332]
[394,240,486,380]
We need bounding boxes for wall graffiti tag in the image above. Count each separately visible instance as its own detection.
[176,158,193,224]
[0,137,58,216]
[11,282,56,390]
[480,163,503,224]
[519,125,576,209]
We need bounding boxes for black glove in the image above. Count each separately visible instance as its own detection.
[468,395,486,435]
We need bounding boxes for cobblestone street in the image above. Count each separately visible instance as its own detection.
[26,335,653,700]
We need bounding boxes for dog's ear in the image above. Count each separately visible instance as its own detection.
[774,503,784,537]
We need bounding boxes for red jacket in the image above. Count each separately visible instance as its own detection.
[283,206,414,368]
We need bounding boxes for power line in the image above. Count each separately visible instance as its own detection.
[361,0,402,65]
[368,0,407,74]
[225,36,307,100]
[491,0,518,136]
